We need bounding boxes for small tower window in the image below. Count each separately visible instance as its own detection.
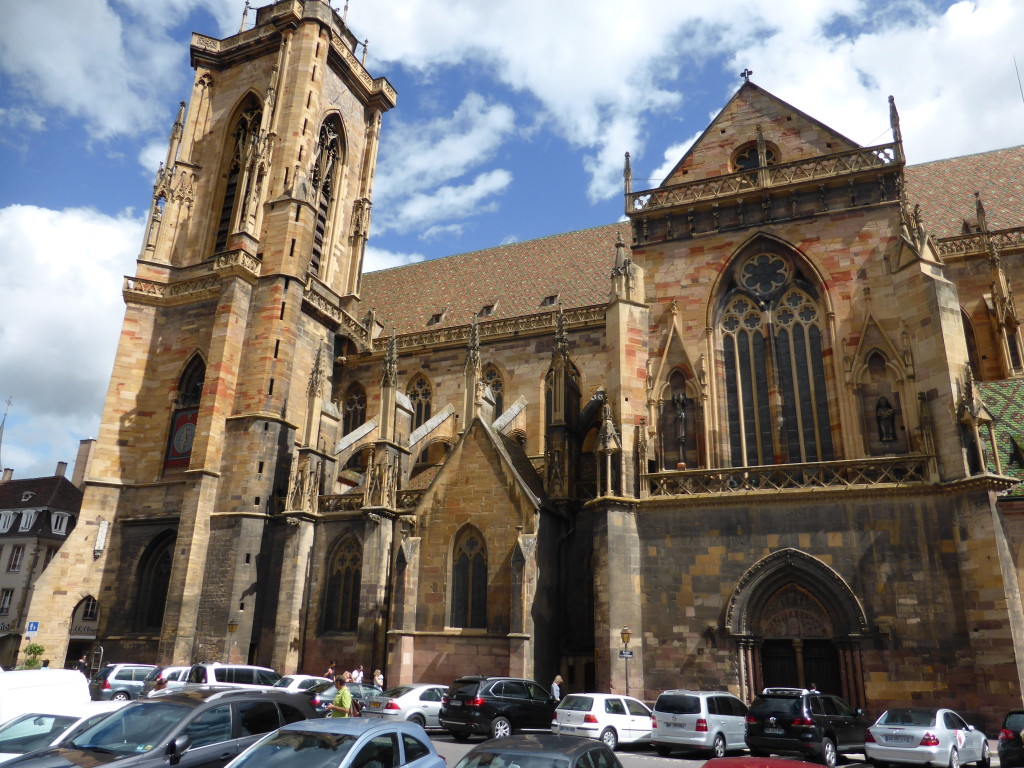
[540,294,560,307]
[479,303,496,317]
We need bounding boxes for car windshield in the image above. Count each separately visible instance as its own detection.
[273,677,295,688]
[383,686,414,697]
[879,709,937,727]
[655,695,700,715]
[232,730,357,768]
[558,696,594,712]
[749,697,802,718]
[454,753,570,768]
[0,714,79,754]
[69,701,191,755]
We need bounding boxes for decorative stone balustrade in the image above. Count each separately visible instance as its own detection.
[935,226,1024,257]
[628,143,898,214]
[646,455,930,497]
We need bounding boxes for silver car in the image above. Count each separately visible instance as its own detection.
[651,689,748,757]
[361,684,448,727]
[865,707,990,768]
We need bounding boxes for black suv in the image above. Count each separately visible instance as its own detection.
[999,710,1024,767]
[439,675,557,740]
[3,687,316,768]
[744,687,869,768]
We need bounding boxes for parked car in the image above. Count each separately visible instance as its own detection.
[89,664,157,701]
[141,666,191,696]
[1,687,316,768]
[0,670,91,724]
[222,714,444,768]
[272,675,331,693]
[361,684,448,728]
[652,689,748,757]
[744,687,869,768]
[306,681,384,717]
[704,758,824,768]
[451,733,624,768]
[999,710,1024,767]
[552,693,652,750]
[865,707,990,768]
[0,702,123,764]
[185,663,281,688]
[439,675,558,740]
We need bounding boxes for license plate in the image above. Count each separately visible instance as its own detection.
[370,702,381,708]
[561,726,575,732]
[764,727,785,735]
[668,723,685,729]
[885,735,912,744]
[449,701,462,707]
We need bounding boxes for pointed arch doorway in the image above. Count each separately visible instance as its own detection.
[726,549,868,708]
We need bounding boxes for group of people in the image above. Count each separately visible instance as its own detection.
[322,661,383,688]
[322,661,384,718]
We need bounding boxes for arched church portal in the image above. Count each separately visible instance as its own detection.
[726,549,867,708]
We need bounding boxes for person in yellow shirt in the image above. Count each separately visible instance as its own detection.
[327,672,354,717]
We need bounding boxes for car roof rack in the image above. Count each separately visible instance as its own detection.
[761,687,809,695]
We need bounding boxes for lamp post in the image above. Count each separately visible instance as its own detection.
[620,626,632,696]
[227,620,238,663]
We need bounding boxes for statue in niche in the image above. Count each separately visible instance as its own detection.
[672,392,688,465]
[876,397,897,442]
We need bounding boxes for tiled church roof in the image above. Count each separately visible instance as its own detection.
[978,379,1024,496]
[359,146,1023,333]
[903,146,1024,238]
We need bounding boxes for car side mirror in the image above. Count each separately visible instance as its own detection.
[966,725,976,732]
[855,709,864,717]
[168,734,192,762]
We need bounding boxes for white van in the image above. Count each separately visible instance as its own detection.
[0,670,90,725]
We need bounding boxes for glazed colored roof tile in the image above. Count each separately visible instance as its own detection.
[903,146,1024,239]
[358,147,1023,334]
[978,378,1024,495]
[0,475,83,512]
[359,223,624,335]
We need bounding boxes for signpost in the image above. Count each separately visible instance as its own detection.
[25,621,39,637]
[618,650,634,659]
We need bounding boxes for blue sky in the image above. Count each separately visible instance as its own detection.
[0,0,1022,479]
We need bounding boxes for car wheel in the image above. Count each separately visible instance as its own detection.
[711,734,726,759]
[491,717,512,739]
[600,728,618,751]
[654,744,672,757]
[978,740,990,768]
[820,737,837,768]
[408,713,425,727]
[112,691,131,701]
[949,748,960,768]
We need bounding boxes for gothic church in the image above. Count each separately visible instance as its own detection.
[21,0,1024,727]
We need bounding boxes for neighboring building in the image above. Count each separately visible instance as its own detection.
[21,0,1024,729]
[0,464,84,667]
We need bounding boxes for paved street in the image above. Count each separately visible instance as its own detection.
[426,732,1003,768]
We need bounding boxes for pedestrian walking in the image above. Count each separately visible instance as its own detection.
[551,675,563,701]
[327,672,354,718]
[351,664,364,683]
[324,660,336,678]
[373,668,384,688]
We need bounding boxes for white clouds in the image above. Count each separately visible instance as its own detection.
[375,94,516,235]
[648,134,703,187]
[363,245,424,272]
[0,204,142,477]
[0,107,45,133]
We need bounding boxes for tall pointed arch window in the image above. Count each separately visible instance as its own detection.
[309,117,343,279]
[215,96,262,252]
[451,527,487,629]
[483,365,504,416]
[342,382,366,435]
[720,250,835,466]
[408,375,432,430]
[323,535,362,633]
[165,355,205,471]
[134,533,175,633]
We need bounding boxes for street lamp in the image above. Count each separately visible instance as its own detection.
[620,626,632,696]
[227,620,238,663]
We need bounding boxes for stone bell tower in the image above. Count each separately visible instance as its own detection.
[22,0,395,669]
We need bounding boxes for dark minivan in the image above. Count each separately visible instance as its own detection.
[439,676,557,740]
[2,688,316,768]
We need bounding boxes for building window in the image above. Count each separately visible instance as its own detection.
[7,545,24,573]
[479,303,495,317]
[309,118,343,278]
[719,251,834,466]
[165,355,205,472]
[483,365,504,416]
[0,589,12,616]
[18,510,37,532]
[0,511,14,534]
[323,536,362,633]
[43,546,58,568]
[451,527,487,629]
[215,96,263,252]
[342,383,367,435]
[732,141,778,172]
[82,595,99,622]
[427,311,445,326]
[540,294,559,307]
[51,512,69,535]
[408,376,432,430]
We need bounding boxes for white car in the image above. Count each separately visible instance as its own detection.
[0,701,124,764]
[272,674,332,692]
[551,693,653,750]
[362,684,448,727]
[865,707,990,768]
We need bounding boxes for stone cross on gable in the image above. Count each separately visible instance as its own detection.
[741,68,753,82]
